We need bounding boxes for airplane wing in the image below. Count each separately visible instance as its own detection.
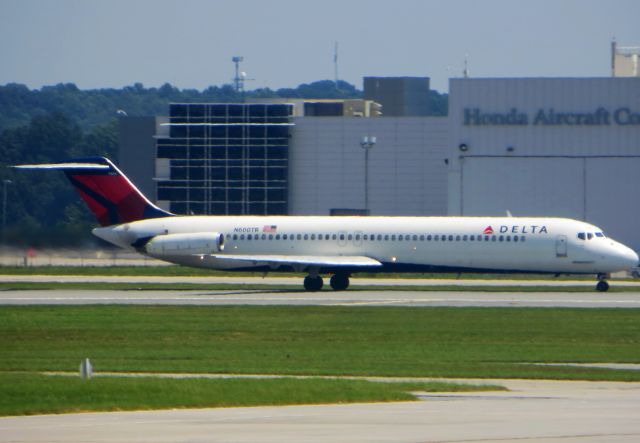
[207,254,382,269]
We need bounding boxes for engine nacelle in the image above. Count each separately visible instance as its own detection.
[145,232,224,256]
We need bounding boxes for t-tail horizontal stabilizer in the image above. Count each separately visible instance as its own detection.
[14,157,173,226]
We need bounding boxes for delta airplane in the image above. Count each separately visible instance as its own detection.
[16,157,639,292]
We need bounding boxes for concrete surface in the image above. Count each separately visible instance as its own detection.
[2,288,640,308]
[2,275,640,287]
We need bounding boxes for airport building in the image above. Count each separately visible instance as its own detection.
[119,76,640,249]
[447,77,640,249]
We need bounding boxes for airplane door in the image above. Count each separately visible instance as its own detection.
[555,235,568,257]
[338,231,347,247]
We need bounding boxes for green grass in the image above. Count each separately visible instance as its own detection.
[0,373,502,416]
[1,306,639,381]
[0,265,601,280]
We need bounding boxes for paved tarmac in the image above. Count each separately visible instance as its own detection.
[2,288,640,307]
[1,379,639,443]
[2,275,640,286]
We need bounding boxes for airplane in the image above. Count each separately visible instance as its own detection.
[15,157,639,292]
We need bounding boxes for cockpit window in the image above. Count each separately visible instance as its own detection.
[587,233,594,240]
[595,232,605,238]
[577,232,585,240]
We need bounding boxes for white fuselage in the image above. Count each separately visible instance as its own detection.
[93,215,639,275]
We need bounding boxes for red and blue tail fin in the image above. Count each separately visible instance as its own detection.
[15,157,173,226]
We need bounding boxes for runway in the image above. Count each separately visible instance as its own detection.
[2,379,639,443]
[2,288,640,307]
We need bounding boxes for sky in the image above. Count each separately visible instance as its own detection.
[0,0,638,93]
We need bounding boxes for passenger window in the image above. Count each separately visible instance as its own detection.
[355,234,360,241]
[384,235,389,241]
[311,234,316,240]
[269,234,274,240]
[348,234,353,241]
[491,236,496,242]
[318,234,323,240]
[499,235,504,242]
[391,235,396,241]
[521,236,525,242]
[363,234,368,240]
[427,235,432,241]
[413,235,418,241]
[456,235,461,241]
[442,235,447,242]
[506,236,511,242]
[377,234,383,241]
[233,234,238,240]
[297,234,302,240]
[262,234,267,240]
[275,234,281,240]
[240,234,245,240]
[463,235,468,241]
[419,235,424,241]
[398,235,403,241]
[283,234,288,240]
[304,234,309,240]
[513,236,518,242]
[333,234,338,240]
[339,234,345,240]
[470,235,474,241]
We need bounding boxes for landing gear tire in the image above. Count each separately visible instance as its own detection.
[330,273,350,291]
[596,280,609,292]
[303,275,323,292]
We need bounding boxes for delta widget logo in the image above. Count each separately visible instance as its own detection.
[483,226,494,235]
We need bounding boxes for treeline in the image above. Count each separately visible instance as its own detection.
[0,112,117,246]
[0,80,366,132]
[0,80,448,246]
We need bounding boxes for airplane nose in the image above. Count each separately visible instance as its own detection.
[618,247,639,270]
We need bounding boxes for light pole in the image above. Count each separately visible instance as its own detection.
[2,179,12,242]
[360,136,376,214]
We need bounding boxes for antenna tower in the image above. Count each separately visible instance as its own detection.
[334,42,339,87]
[232,56,244,92]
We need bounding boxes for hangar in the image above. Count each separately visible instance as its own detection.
[447,78,640,250]
[119,76,640,250]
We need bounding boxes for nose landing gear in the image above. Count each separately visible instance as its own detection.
[596,273,610,292]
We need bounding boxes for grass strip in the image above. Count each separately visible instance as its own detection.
[1,306,639,381]
[0,282,635,292]
[0,373,502,416]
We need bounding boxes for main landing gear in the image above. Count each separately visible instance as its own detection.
[303,272,351,291]
[329,273,350,291]
[596,273,610,292]
[303,275,323,291]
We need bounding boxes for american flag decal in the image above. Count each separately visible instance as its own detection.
[263,225,277,233]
